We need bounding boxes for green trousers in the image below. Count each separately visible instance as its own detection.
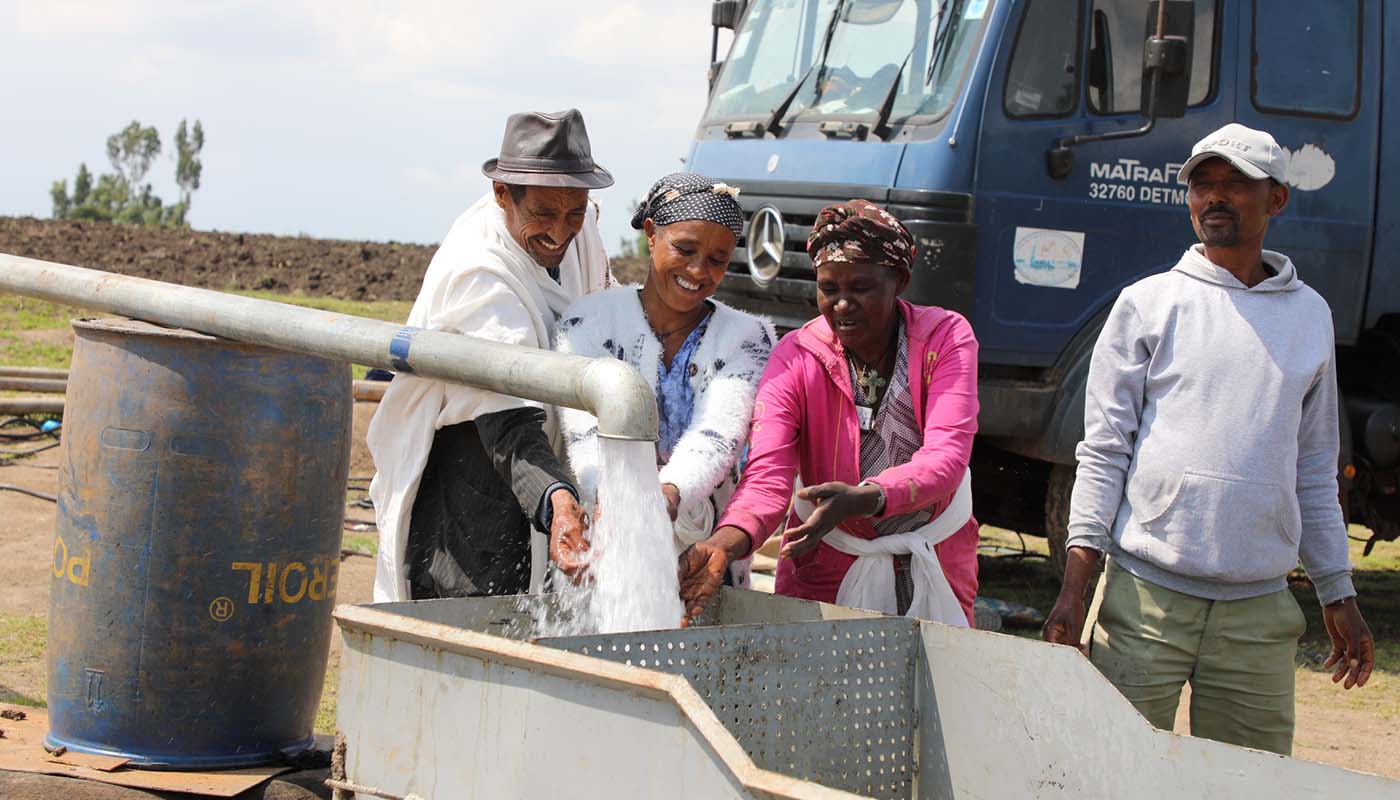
[1086,559,1305,755]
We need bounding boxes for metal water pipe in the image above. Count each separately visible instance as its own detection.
[0,397,64,415]
[0,377,67,393]
[0,255,658,441]
[0,366,69,379]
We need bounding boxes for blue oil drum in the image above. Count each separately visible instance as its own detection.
[46,318,352,768]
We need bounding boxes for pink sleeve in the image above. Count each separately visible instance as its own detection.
[716,337,805,555]
[869,315,979,518]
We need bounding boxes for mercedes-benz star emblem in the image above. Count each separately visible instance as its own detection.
[746,206,784,289]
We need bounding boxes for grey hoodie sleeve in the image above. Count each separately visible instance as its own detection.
[1296,348,1357,605]
[1067,295,1151,553]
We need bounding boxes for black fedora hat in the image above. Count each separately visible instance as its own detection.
[482,109,614,190]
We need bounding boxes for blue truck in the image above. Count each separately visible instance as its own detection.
[690,0,1399,571]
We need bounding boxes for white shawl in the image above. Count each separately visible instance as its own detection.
[367,193,610,602]
[793,469,973,626]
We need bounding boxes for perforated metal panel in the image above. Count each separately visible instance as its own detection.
[542,618,918,800]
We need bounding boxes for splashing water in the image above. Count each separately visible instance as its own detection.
[531,438,683,636]
[586,438,685,631]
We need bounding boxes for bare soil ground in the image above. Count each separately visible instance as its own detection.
[0,216,648,303]
[0,217,435,302]
[1,403,1395,781]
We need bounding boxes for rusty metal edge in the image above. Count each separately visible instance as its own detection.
[331,604,866,800]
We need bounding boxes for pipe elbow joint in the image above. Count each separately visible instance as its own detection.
[579,357,658,442]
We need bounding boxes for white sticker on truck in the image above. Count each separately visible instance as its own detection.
[1013,227,1084,290]
[1283,144,1336,191]
[1087,143,1335,205]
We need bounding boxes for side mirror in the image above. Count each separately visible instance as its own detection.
[1048,0,1195,179]
[712,0,747,30]
[1141,0,1194,118]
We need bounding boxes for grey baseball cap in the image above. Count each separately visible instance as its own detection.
[1178,123,1288,184]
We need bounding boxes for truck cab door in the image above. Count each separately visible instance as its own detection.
[1231,0,1380,345]
[972,0,1228,367]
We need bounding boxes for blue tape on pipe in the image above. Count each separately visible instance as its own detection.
[390,327,421,373]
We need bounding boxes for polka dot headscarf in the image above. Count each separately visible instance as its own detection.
[806,199,916,277]
[630,172,745,237]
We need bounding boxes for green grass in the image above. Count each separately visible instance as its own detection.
[0,290,411,378]
[341,532,378,557]
[977,522,1400,680]
[0,294,85,372]
[0,613,47,707]
[229,290,411,323]
[0,295,86,331]
[315,676,339,735]
[1293,526,1400,676]
[976,526,1060,629]
[0,339,71,371]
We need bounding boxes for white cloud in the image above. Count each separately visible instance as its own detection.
[409,78,504,102]
[297,1,495,82]
[13,0,162,37]
[0,0,720,247]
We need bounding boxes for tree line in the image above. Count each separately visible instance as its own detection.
[50,119,204,227]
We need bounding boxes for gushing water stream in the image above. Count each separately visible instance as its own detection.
[532,438,683,636]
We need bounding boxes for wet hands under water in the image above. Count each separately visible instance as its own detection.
[594,483,680,525]
[563,480,684,604]
[543,439,683,635]
[677,541,730,626]
[548,488,593,585]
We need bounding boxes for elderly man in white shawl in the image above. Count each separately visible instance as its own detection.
[368,109,614,602]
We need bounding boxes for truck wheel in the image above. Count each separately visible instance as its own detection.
[1044,463,1075,578]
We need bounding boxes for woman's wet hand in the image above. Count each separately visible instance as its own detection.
[661,483,682,522]
[677,526,751,625]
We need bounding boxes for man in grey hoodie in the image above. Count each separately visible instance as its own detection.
[1042,123,1374,755]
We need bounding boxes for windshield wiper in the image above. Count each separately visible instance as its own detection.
[870,47,917,141]
[764,0,848,137]
[925,0,966,86]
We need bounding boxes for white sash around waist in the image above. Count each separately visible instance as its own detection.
[793,468,972,626]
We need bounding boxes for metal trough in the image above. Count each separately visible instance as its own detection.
[333,590,1399,799]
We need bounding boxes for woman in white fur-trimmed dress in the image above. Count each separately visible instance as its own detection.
[555,172,775,586]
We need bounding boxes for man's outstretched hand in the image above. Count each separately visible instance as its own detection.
[1323,596,1374,690]
[548,488,592,583]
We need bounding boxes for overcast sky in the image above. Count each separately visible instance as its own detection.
[2,1,726,251]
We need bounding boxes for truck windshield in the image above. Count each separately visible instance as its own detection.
[706,0,992,126]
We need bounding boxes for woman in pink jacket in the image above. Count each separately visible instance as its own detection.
[678,200,979,626]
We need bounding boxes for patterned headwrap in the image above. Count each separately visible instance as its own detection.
[630,172,745,237]
[806,199,916,276]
